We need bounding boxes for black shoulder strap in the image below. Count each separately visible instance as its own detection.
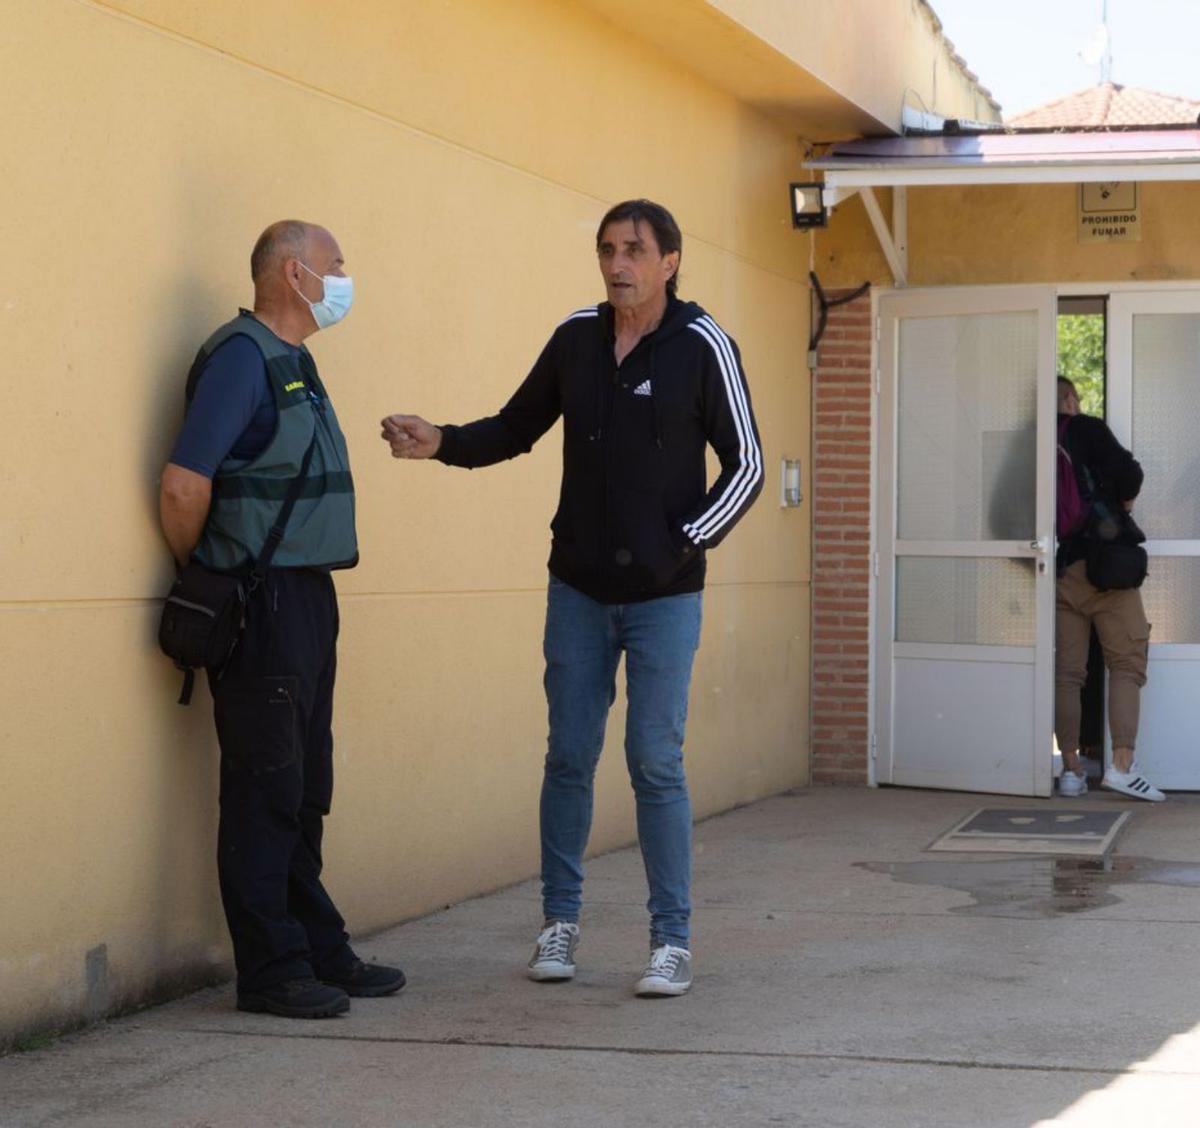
[176,433,317,703]
[251,430,319,582]
[1060,415,1095,503]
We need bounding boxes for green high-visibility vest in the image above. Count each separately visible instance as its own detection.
[187,311,358,572]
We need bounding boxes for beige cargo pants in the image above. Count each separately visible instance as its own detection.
[1054,559,1150,755]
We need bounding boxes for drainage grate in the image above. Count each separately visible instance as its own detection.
[927,808,1132,857]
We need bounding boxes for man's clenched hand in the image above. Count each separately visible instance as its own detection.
[381,414,442,460]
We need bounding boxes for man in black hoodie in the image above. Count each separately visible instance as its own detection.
[1056,376,1162,801]
[382,199,763,995]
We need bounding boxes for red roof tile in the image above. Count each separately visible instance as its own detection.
[1008,83,1200,128]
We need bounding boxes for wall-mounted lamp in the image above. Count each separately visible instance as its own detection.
[781,458,802,508]
[789,182,827,229]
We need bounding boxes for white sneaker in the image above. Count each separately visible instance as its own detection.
[527,921,579,981]
[1100,764,1165,803]
[635,944,692,997]
[1058,770,1088,797]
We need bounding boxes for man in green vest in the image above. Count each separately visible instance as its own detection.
[159,220,405,1018]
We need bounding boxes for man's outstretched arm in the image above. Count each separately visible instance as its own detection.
[380,334,563,468]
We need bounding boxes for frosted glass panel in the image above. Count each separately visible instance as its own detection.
[1140,557,1200,643]
[1131,314,1200,539]
[898,313,1037,541]
[895,558,1036,646]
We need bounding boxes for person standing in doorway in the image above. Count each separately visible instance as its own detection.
[1055,376,1163,801]
[380,199,763,995]
[160,220,407,1017]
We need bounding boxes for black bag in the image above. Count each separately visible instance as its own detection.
[1086,540,1148,591]
[1068,436,1148,593]
[158,564,248,699]
[158,435,316,705]
[1084,502,1148,592]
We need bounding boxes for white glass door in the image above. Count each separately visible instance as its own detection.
[1108,292,1200,789]
[876,288,1057,795]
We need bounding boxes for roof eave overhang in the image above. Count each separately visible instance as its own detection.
[803,138,1200,289]
[810,157,1200,206]
[803,130,1200,287]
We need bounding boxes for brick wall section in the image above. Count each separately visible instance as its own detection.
[811,291,873,784]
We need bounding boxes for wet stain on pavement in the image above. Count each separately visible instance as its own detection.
[855,856,1200,918]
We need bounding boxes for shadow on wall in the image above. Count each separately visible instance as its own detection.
[140,270,224,532]
[138,262,237,1006]
[2,265,239,1055]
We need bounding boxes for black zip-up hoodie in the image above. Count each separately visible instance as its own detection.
[435,296,764,603]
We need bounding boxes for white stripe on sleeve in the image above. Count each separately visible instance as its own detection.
[558,305,599,326]
[682,316,762,543]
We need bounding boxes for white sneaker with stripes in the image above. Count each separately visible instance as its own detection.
[1100,764,1165,802]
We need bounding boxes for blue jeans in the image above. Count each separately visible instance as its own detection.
[541,576,703,948]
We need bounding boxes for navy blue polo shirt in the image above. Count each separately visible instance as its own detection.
[169,334,295,477]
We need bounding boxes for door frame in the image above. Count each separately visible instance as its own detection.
[873,286,1051,796]
[1105,288,1200,788]
[866,279,1200,791]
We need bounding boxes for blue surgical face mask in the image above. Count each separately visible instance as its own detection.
[297,261,354,330]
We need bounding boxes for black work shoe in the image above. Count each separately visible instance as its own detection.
[318,959,407,997]
[237,977,350,1018]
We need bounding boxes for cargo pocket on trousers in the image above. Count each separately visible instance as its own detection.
[1120,608,1151,688]
[214,675,301,774]
[1130,605,1151,646]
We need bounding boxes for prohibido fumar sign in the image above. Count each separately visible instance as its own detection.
[1077,182,1141,244]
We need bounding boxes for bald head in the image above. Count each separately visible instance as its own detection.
[251,220,314,285]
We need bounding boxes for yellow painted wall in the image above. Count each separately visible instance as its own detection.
[1,0,814,1045]
[818,182,1200,288]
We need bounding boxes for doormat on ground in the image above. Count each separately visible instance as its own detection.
[927,808,1131,857]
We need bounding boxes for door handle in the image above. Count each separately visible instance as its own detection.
[1029,536,1049,554]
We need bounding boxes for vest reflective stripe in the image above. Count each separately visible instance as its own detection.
[211,470,355,501]
[189,312,358,572]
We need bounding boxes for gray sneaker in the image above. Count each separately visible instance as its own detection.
[527,921,579,981]
[635,944,692,997]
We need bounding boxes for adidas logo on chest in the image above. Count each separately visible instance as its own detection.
[632,379,653,397]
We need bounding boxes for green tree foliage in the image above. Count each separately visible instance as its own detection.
[1057,315,1105,416]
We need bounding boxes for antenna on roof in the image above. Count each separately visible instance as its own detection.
[1079,0,1114,85]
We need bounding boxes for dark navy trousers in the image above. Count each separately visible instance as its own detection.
[209,568,354,993]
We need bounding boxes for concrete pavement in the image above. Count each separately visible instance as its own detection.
[4,787,1200,1128]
